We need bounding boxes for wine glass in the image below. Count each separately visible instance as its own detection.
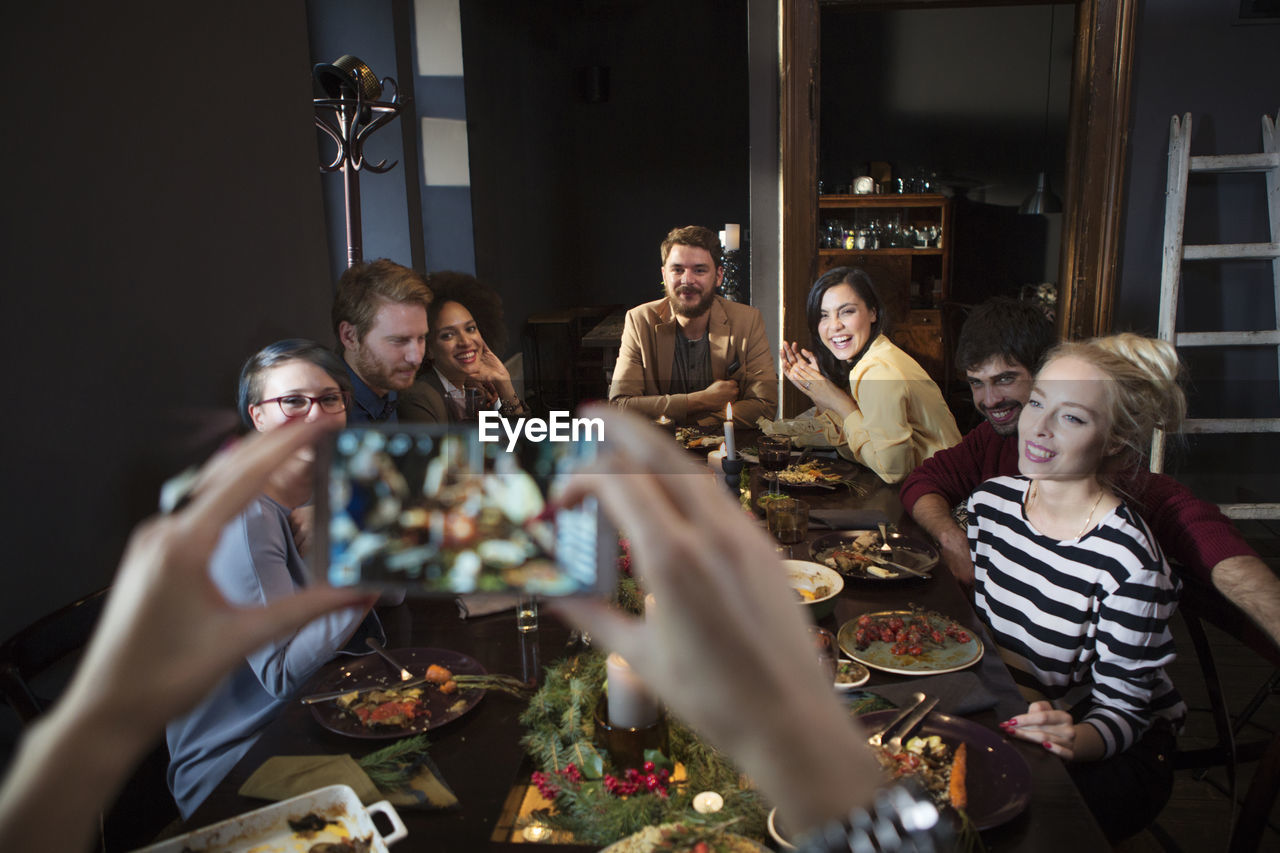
[758,435,791,497]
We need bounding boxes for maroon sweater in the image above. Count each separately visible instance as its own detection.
[899,421,1257,584]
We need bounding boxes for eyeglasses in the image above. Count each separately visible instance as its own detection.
[255,392,350,418]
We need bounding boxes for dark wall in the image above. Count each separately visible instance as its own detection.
[2,2,332,640]
[1115,0,1278,499]
[820,5,1073,209]
[460,0,750,352]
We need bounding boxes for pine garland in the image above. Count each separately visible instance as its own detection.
[357,733,432,791]
[519,652,767,846]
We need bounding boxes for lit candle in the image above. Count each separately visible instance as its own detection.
[606,652,659,729]
[723,223,740,252]
[707,444,727,476]
[724,403,736,460]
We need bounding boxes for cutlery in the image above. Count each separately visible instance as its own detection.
[877,521,893,554]
[367,637,414,681]
[885,695,940,753]
[866,554,932,579]
[867,691,926,747]
[300,675,429,705]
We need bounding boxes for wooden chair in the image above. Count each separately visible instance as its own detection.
[0,587,179,851]
[1164,571,1280,852]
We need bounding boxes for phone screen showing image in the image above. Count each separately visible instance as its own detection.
[316,424,613,596]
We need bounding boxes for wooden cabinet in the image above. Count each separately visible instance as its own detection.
[816,193,952,386]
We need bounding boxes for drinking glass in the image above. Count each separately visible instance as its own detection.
[766,497,808,545]
[516,593,539,633]
[758,435,791,496]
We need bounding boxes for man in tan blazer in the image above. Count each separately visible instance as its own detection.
[609,226,777,427]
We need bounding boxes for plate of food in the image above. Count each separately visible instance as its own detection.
[809,529,939,582]
[675,426,724,452]
[837,609,982,675]
[858,709,1032,830]
[308,648,486,739]
[761,459,855,489]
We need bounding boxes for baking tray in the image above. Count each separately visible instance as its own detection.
[132,783,406,852]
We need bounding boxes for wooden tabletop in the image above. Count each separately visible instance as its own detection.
[185,445,1109,851]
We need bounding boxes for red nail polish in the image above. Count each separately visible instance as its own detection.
[1004,719,1018,727]
[1042,742,1053,750]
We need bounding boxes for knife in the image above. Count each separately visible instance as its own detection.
[300,676,429,705]
[867,554,931,578]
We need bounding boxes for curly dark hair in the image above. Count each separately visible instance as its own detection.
[805,267,890,385]
[423,271,508,359]
[954,297,1056,376]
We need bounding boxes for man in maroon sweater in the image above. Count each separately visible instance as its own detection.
[900,298,1280,645]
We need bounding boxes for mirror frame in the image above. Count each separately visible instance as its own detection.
[780,0,1137,362]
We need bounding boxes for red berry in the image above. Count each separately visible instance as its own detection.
[643,761,655,772]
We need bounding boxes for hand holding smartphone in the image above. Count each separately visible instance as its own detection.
[314,424,615,597]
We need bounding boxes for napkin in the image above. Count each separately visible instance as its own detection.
[240,753,459,810]
[456,594,518,619]
[859,671,998,717]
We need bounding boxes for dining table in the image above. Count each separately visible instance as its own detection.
[183,429,1110,851]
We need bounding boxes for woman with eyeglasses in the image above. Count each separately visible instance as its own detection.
[165,339,382,819]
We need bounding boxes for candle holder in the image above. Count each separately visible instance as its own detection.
[593,698,669,772]
[721,457,744,496]
[718,249,745,303]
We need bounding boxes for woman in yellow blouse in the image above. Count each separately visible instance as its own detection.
[780,267,960,483]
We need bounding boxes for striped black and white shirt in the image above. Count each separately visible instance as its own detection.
[967,476,1185,758]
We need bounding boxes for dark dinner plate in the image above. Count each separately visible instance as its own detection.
[809,529,939,582]
[858,709,1032,830]
[308,647,486,740]
[761,459,858,490]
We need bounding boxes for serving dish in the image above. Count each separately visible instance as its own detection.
[308,647,486,739]
[135,783,406,852]
[858,710,1033,830]
[769,710,1031,840]
[836,611,982,676]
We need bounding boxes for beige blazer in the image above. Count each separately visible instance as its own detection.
[608,295,777,426]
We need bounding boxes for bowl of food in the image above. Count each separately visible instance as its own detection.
[783,559,843,620]
[834,658,871,691]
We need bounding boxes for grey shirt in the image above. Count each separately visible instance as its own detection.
[668,332,712,396]
[165,495,382,818]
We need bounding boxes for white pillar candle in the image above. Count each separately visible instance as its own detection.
[606,652,659,729]
[723,223,740,251]
[724,403,736,459]
[644,593,657,621]
[707,445,726,477]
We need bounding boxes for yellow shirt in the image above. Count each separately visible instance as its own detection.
[815,335,961,484]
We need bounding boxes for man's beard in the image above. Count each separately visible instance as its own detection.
[981,402,1022,436]
[350,347,416,394]
[668,285,715,319]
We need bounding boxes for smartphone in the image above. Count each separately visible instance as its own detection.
[313,424,615,597]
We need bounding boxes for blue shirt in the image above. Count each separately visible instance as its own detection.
[344,360,399,423]
[165,495,382,818]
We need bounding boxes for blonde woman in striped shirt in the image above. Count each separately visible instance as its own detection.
[966,333,1187,842]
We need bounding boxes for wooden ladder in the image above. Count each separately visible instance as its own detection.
[1151,108,1280,521]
